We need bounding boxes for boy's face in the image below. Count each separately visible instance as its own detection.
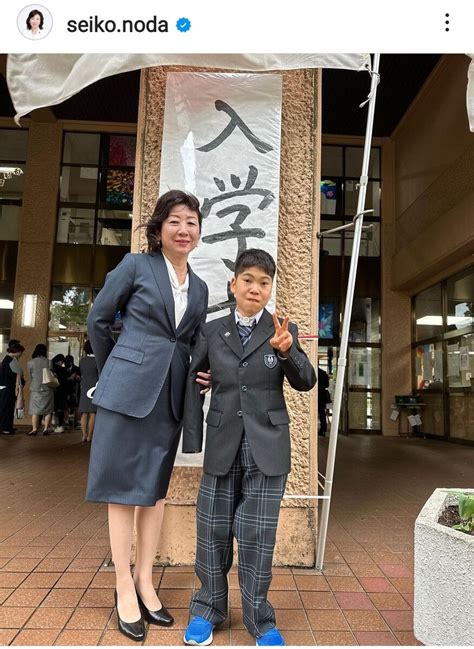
[230,266,273,317]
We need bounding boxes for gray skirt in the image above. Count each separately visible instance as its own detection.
[29,389,54,416]
[85,372,181,506]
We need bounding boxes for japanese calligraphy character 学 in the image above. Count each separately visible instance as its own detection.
[197,100,274,154]
[201,165,275,273]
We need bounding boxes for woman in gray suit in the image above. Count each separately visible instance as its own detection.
[78,339,98,442]
[86,190,208,641]
[26,343,54,435]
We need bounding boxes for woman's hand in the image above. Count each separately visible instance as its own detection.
[195,369,212,394]
[270,313,293,356]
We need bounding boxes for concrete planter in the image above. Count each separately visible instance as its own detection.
[414,488,474,646]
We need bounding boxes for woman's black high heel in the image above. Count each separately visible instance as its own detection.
[135,589,174,627]
[114,589,146,642]
[26,430,38,436]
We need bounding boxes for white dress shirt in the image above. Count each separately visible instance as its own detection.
[163,254,189,328]
[234,309,264,327]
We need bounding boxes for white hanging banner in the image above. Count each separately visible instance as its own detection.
[160,72,282,314]
[467,54,474,132]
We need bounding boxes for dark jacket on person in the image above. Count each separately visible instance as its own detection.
[182,308,316,476]
[88,251,208,420]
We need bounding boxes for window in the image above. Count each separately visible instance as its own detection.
[320,144,381,259]
[412,266,474,442]
[319,144,382,434]
[49,286,90,332]
[446,270,473,332]
[51,132,136,336]
[0,128,28,343]
[57,132,136,247]
[0,205,22,241]
[415,284,443,340]
[0,128,28,241]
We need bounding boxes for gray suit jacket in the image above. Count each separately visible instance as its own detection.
[87,251,208,420]
[182,309,316,476]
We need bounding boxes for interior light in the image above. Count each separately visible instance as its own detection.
[416,315,472,326]
[21,294,38,327]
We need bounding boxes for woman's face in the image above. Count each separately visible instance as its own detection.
[29,13,41,29]
[159,204,200,259]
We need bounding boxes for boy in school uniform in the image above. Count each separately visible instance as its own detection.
[182,249,316,646]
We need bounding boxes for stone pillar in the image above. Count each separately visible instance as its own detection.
[132,67,320,565]
[11,121,62,421]
[381,138,411,435]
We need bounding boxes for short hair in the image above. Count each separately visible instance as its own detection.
[65,355,74,365]
[32,344,47,358]
[83,340,93,355]
[26,9,44,29]
[234,248,276,279]
[52,353,65,365]
[8,342,25,354]
[8,339,20,347]
[143,190,202,252]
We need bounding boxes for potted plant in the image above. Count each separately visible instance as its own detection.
[414,488,474,646]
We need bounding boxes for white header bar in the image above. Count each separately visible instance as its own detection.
[2,0,473,53]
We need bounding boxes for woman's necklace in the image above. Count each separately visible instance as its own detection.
[173,265,187,285]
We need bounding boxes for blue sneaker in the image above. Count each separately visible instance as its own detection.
[184,616,214,646]
[256,627,285,646]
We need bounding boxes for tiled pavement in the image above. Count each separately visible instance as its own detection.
[1,430,473,645]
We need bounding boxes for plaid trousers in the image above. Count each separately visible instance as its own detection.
[190,434,287,638]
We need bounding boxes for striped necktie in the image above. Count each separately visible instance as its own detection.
[237,321,256,346]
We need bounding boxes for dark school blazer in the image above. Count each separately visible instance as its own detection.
[182,308,316,476]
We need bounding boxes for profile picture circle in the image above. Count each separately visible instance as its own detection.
[18,5,53,40]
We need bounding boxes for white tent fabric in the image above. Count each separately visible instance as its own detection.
[467,54,474,132]
[6,53,370,123]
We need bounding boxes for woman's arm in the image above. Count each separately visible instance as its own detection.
[87,253,136,372]
[182,326,210,453]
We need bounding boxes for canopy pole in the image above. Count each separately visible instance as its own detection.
[316,54,381,571]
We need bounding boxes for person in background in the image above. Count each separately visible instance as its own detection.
[27,344,54,436]
[51,354,68,433]
[318,365,330,436]
[7,339,25,433]
[8,339,25,386]
[78,340,98,442]
[0,342,25,435]
[65,354,81,428]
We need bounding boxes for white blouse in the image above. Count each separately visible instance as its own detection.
[162,254,189,328]
[22,29,44,39]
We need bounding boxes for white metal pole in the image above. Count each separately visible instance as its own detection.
[316,54,381,571]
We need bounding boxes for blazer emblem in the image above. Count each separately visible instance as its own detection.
[264,353,278,369]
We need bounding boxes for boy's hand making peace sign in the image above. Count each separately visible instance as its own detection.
[270,313,293,356]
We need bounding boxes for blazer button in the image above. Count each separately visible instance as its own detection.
[242,361,248,367]
[170,337,176,342]
[241,386,247,391]
[237,410,243,417]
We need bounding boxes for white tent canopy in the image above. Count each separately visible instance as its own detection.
[6,53,474,129]
[7,53,370,122]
